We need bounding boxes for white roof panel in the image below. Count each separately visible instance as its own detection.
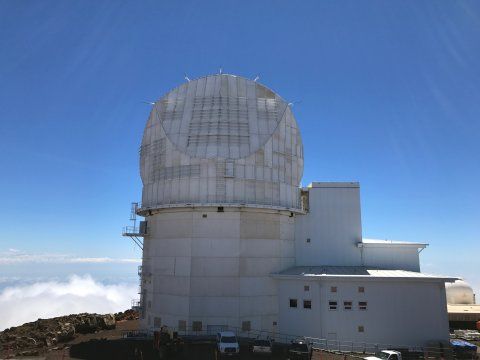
[274,266,456,281]
[360,238,428,248]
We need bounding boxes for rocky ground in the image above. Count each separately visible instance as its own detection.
[0,309,139,358]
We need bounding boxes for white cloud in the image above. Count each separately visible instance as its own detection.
[0,275,137,330]
[0,249,140,265]
[69,257,140,264]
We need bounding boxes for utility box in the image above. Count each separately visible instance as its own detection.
[139,221,148,235]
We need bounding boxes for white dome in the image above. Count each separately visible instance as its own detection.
[445,280,475,305]
[139,74,304,211]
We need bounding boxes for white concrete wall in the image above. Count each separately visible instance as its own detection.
[277,278,450,347]
[362,246,421,272]
[140,207,295,332]
[295,183,363,267]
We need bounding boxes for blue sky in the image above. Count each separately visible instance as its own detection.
[0,1,479,294]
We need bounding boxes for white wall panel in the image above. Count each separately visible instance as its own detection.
[277,278,449,347]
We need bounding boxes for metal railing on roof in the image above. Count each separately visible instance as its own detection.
[131,299,141,311]
[122,226,146,236]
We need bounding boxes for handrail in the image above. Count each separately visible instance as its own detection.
[127,323,453,356]
[122,226,146,235]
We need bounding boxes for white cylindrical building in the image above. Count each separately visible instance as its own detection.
[137,74,304,333]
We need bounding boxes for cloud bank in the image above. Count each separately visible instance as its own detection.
[0,275,137,331]
[0,249,140,265]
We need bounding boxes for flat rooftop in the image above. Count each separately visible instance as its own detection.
[308,182,359,188]
[273,266,457,282]
[360,238,428,248]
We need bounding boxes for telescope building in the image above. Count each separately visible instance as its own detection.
[125,74,456,347]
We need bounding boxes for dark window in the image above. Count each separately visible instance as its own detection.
[329,301,337,310]
[304,285,310,291]
[254,340,271,347]
[331,286,337,293]
[303,300,312,309]
[202,214,207,218]
[306,238,311,243]
[358,286,365,293]
[242,321,251,331]
[217,206,224,212]
[192,321,202,331]
[178,320,186,331]
[344,301,352,310]
[358,326,364,333]
[289,299,298,308]
[359,301,367,310]
[290,342,309,352]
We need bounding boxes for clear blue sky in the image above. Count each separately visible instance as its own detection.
[0,1,479,291]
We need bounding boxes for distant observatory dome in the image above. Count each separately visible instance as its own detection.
[139,74,304,211]
[446,280,475,305]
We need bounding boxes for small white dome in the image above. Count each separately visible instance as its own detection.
[445,280,475,305]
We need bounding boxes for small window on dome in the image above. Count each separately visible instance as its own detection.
[225,161,234,177]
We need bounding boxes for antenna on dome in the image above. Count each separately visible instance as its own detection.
[253,75,260,82]
[141,101,155,105]
[184,74,191,82]
[219,67,223,74]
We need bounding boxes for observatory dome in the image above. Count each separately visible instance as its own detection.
[445,280,475,305]
[139,74,304,211]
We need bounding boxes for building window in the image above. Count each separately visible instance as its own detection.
[359,301,367,310]
[178,320,186,331]
[304,285,310,291]
[154,317,161,328]
[358,286,365,293]
[331,286,337,293]
[242,321,251,331]
[192,321,202,331]
[289,299,298,308]
[329,301,338,310]
[344,301,352,310]
[303,300,312,309]
[202,214,207,218]
[306,238,311,243]
[273,321,277,326]
[358,326,364,333]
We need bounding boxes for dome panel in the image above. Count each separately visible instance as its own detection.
[153,74,288,160]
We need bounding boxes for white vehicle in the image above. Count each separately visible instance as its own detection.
[365,350,402,360]
[251,339,273,355]
[216,331,240,357]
